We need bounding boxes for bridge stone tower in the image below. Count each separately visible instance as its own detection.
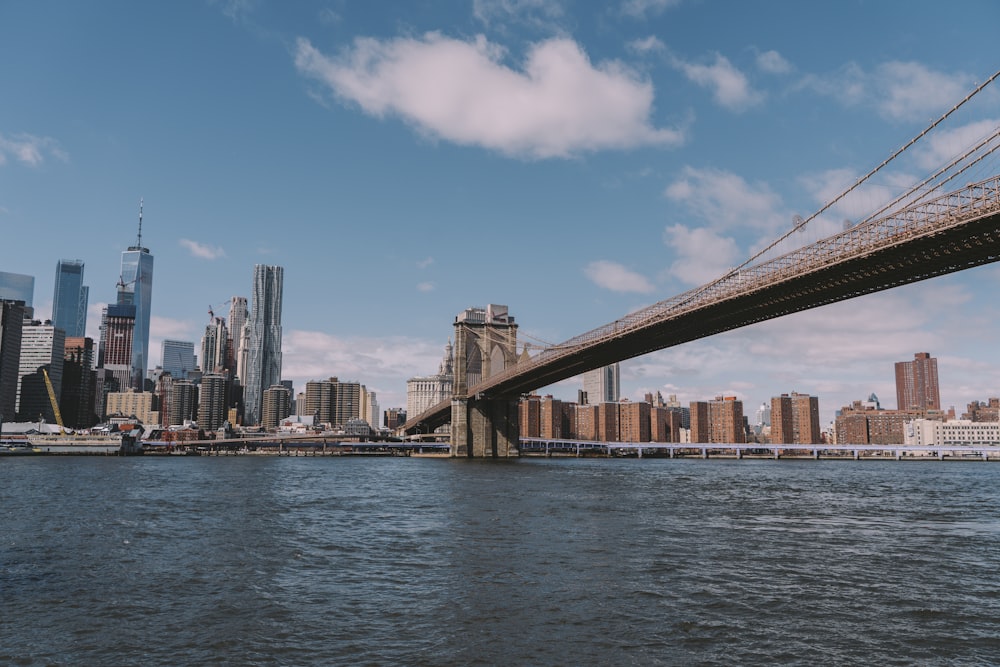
[451,305,520,457]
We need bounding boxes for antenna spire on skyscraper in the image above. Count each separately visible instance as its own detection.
[136,197,144,248]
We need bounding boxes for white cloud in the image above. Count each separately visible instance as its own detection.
[912,118,1000,172]
[627,36,665,54]
[662,224,740,285]
[0,132,67,166]
[756,49,791,74]
[798,61,972,122]
[472,0,565,30]
[416,256,434,269]
[875,61,970,122]
[584,260,655,293]
[673,53,763,111]
[179,238,226,260]
[294,34,683,159]
[620,0,681,18]
[664,166,785,233]
[416,281,435,292]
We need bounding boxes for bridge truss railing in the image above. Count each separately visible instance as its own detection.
[465,175,1000,398]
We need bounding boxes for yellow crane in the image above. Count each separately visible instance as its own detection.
[42,368,64,430]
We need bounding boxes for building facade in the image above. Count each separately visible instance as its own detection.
[16,320,66,423]
[906,419,1000,447]
[52,259,88,338]
[261,384,291,430]
[62,336,95,428]
[201,317,228,375]
[771,392,821,444]
[100,303,136,394]
[0,271,34,308]
[244,265,283,426]
[198,373,228,431]
[117,208,154,390]
[895,352,940,412]
[161,339,196,380]
[227,296,248,381]
[406,340,454,419]
[0,300,25,419]
[690,396,745,444]
[582,363,620,404]
[105,391,159,425]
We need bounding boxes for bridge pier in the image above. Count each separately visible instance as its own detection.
[450,396,520,458]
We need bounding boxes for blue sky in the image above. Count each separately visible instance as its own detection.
[3,0,1000,425]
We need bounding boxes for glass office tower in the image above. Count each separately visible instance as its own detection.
[52,259,88,337]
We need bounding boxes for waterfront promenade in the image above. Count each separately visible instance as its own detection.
[7,436,1000,460]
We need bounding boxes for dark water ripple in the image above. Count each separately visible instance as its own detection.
[2,457,1000,665]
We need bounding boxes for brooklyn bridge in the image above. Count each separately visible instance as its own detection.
[403,71,1000,457]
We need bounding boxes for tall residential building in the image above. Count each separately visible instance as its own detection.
[198,373,228,431]
[619,400,651,442]
[62,337,95,428]
[771,392,821,444]
[117,200,154,389]
[0,300,26,419]
[360,387,378,429]
[261,384,291,430]
[406,340,454,418]
[227,297,248,380]
[16,320,66,422]
[244,265,283,426]
[582,363,620,404]
[690,396,745,444]
[0,271,34,309]
[200,317,228,375]
[52,260,88,337]
[895,352,940,411]
[164,379,197,426]
[161,339,196,380]
[101,304,136,394]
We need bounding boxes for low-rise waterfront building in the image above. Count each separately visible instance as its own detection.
[905,419,1000,447]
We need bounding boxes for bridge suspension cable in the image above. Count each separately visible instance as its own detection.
[740,67,1000,280]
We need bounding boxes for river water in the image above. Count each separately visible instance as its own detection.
[2,456,999,665]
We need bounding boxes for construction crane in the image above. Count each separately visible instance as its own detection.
[42,368,65,430]
[208,298,233,321]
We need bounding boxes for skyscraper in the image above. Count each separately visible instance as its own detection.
[198,373,228,431]
[583,363,620,404]
[200,316,228,375]
[244,265,283,425]
[227,296,248,380]
[895,352,941,411]
[16,320,66,422]
[117,200,154,389]
[0,300,25,419]
[161,339,196,380]
[101,303,136,394]
[771,392,821,444]
[52,260,88,338]
[0,271,34,308]
[62,337,95,428]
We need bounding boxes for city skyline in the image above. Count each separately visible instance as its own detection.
[3,2,1000,424]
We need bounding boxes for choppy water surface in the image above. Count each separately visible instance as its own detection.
[2,457,999,665]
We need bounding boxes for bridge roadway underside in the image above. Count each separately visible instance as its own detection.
[412,210,1000,436]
